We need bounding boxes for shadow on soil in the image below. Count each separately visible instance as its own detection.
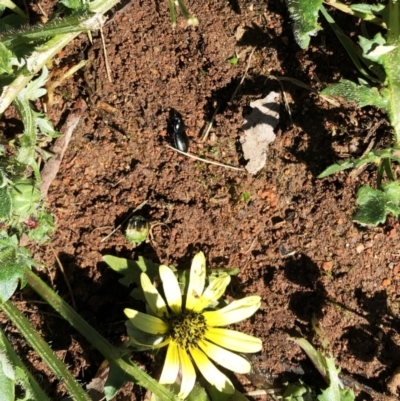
[283,254,400,398]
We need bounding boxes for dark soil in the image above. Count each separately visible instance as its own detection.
[2,0,400,400]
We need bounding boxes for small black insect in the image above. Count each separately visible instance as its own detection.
[169,109,189,152]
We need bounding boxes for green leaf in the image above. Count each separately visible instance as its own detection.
[10,178,41,220]
[0,347,15,401]
[0,0,26,18]
[318,160,355,178]
[0,42,14,75]
[321,79,389,110]
[0,231,36,303]
[349,3,386,16]
[228,57,239,66]
[286,0,323,49]
[282,381,314,401]
[206,385,249,401]
[0,327,50,401]
[292,338,355,401]
[0,187,12,220]
[27,211,55,242]
[34,110,59,137]
[104,360,132,401]
[318,149,397,179]
[19,66,48,101]
[103,255,160,301]
[353,182,400,226]
[60,0,87,11]
[353,185,386,225]
[359,33,396,64]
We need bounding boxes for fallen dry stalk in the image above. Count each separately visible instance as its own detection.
[166,144,245,171]
[40,100,87,197]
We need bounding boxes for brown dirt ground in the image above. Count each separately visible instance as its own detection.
[2,0,400,400]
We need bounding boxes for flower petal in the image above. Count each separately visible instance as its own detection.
[129,336,170,349]
[160,265,182,314]
[160,341,180,384]
[198,339,251,373]
[141,273,169,318]
[205,328,262,353]
[190,347,234,394]
[192,275,231,312]
[186,251,206,311]
[124,308,169,334]
[178,347,196,399]
[203,296,261,326]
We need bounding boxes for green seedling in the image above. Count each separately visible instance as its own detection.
[286,0,400,226]
[287,338,355,401]
[228,56,239,66]
[241,191,251,202]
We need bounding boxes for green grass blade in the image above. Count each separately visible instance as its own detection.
[0,300,91,401]
[320,5,383,83]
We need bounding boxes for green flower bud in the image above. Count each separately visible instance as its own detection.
[11,178,41,220]
[125,216,149,245]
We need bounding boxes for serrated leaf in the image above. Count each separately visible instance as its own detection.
[0,187,12,220]
[321,79,389,110]
[292,338,355,401]
[359,33,395,64]
[349,3,386,15]
[292,338,330,381]
[0,42,14,75]
[0,231,36,303]
[383,181,400,205]
[318,160,355,178]
[0,349,15,401]
[353,185,387,226]
[34,111,59,137]
[318,357,355,401]
[18,66,48,101]
[286,0,323,49]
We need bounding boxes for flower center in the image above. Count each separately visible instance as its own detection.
[169,311,207,350]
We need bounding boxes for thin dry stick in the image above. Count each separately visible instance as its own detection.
[200,105,220,142]
[100,200,148,243]
[46,60,87,108]
[201,47,256,142]
[349,120,386,179]
[166,144,245,171]
[268,75,293,125]
[100,27,112,83]
[50,245,76,310]
[229,46,256,104]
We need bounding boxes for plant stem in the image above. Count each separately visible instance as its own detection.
[24,267,179,401]
[383,0,400,144]
[0,300,91,401]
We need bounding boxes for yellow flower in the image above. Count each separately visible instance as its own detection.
[124,251,262,399]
